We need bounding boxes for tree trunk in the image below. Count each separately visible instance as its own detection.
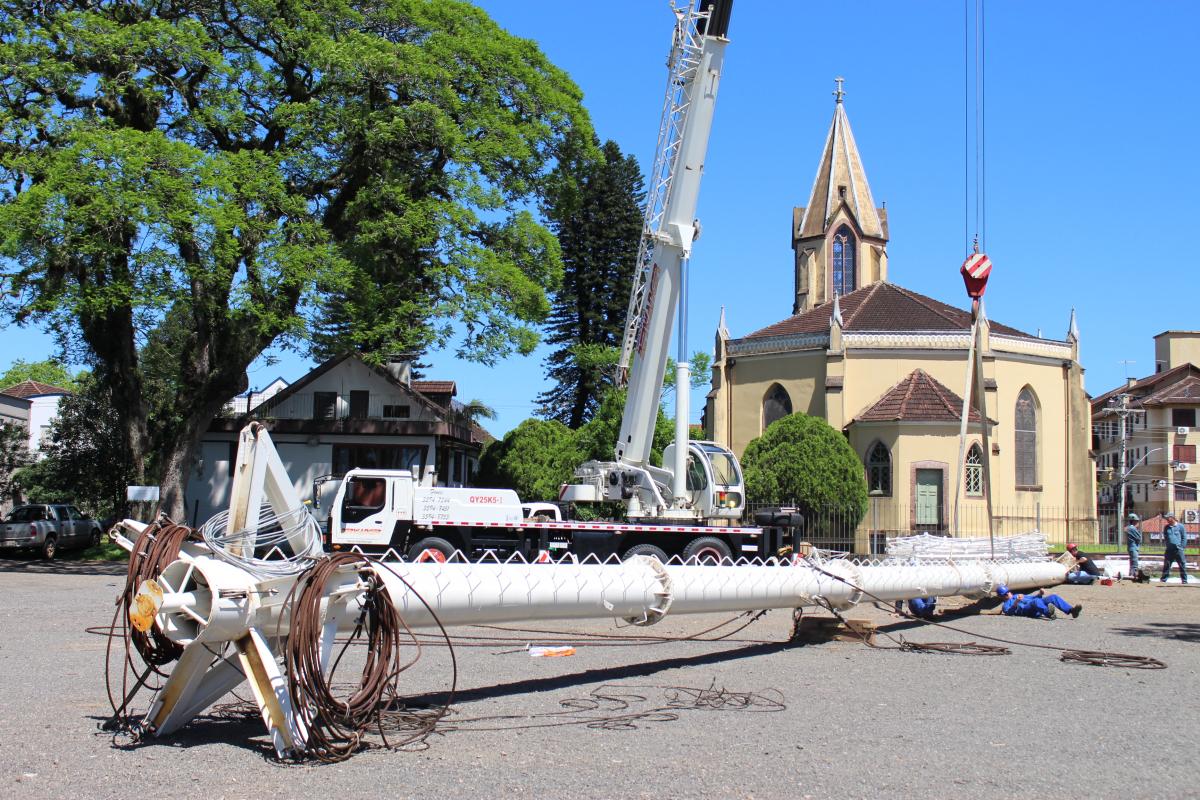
[157,400,229,524]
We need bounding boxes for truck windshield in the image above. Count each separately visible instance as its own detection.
[701,447,741,486]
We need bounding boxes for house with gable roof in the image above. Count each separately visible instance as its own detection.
[186,354,491,526]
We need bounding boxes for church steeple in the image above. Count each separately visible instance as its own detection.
[792,79,889,314]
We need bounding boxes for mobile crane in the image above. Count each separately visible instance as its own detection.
[559,0,745,525]
[324,0,766,563]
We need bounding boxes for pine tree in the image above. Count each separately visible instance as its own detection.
[537,139,645,428]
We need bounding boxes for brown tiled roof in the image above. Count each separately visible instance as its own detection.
[854,369,989,424]
[741,282,1031,340]
[1140,375,1200,407]
[1090,363,1200,411]
[412,381,456,395]
[1,379,72,398]
[1139,513,1200,535]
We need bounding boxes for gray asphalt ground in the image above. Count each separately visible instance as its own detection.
[2,558,1198,800]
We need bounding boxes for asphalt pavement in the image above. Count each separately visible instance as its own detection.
[1,558,1197,800]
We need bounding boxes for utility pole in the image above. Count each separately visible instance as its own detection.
[1111,394,1131,547]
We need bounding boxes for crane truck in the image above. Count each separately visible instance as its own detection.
[323,0,795,563]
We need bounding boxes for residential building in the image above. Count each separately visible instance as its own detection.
[186,354,491,526]
[0,391,31,516]
[0,380,71,455]
[704,90,1096,550]
[222,376,290,417]
[1092,331,1200,537]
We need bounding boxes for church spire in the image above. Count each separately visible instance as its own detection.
[795,79,884,240]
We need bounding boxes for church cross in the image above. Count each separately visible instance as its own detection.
[833,76,845,103]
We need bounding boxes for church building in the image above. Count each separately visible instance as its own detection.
[703,87,1096,551]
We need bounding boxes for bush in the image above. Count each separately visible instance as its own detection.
[742,413,868,525]
[475,419,581,502]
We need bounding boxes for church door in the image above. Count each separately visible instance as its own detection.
[915,469,943,530]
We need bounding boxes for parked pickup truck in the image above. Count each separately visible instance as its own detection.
[0,504,103,559]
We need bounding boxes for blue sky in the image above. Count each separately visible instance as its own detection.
[4,1,1197,437]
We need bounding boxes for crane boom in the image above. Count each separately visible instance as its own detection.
[616,0,731,468]
[561,1,744,523]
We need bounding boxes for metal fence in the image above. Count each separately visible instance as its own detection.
[747,500,1102,554]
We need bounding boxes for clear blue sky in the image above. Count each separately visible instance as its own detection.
[3,1,1197,437]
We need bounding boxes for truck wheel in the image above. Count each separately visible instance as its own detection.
[407,536,456,563]
[622,543,669,563]
[41,536,57,560]
[683,536,733,565]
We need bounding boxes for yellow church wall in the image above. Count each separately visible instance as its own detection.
[724,350,825,455]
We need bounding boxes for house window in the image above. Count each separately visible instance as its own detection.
[383,404,411,419]
[866,440,891,496]
[762,383,792,431]
[1173,408,1196,428]
[1176,482,1198,501]
[349,390,369,419]
[831,225,856,296]
[1174,444,1196,465]
[333,444,426,475]
[1015,388,1038,487]
[313,392,338,421]
[965,444,984,496]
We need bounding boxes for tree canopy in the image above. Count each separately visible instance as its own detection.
[0,0,591,518]
[741,413,868,523]
[536,138,644,428]
[0,358,77,390]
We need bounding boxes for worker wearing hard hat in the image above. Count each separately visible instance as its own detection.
[1125,513,1143,577]
[996,585,1082,619]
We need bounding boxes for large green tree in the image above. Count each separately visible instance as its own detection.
[741,413,868,524]
[536,138,644,428]
[0,0,590,519]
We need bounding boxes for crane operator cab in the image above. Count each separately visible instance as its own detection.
[662,440,745,521]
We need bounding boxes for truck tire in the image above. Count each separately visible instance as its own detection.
[41,535,57,560]
[622,543,669,563]
[683,536,732,565]
[407,536,456,563]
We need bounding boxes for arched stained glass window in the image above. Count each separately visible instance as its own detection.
[866,440,891,496]
[831,225,856,296]
[1015,388,1039,487]
[965,444,984,496]
[762,383,793,431]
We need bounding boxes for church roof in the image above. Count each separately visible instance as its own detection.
[741,282,1031,340]
[1,379,72,398]
[855,369,989,424]
[794,95,885,240]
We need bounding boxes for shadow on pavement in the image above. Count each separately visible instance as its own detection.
[0,557,127,577]
[404,640,794,709]
[1110,622,1200,643]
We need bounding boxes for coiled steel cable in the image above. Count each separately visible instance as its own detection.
[281,553,457,762]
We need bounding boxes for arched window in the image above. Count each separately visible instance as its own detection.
[965,444,984,496]
[762,383,793,431]
[866,440,891,496]
[1015,388,1039,487]
[831,225,856,296]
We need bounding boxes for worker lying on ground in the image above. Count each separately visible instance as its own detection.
[996,584,1082,619]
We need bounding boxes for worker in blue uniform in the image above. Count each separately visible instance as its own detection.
[996,585,1082,619]
[1160,512,1190,584]
[907,596,937,618]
